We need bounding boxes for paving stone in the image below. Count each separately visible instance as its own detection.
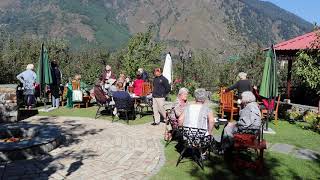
[293,149,320,160]
[0,116,165,179]
[270,143,295,154]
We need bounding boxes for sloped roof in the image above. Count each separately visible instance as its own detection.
[273,31,319,51]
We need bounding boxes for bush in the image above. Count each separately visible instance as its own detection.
[288,107,302,121]
[172,79,199,96]
[303,111,320,133]
[211,91,220,103]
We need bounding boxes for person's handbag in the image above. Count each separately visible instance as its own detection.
[72,90,83,102]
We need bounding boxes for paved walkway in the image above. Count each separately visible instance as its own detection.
[0,116,165,180]
[268,143,320,161]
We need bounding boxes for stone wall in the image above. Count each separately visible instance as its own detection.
[0,85,18,123]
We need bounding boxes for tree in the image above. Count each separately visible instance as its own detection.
[294,31,320,95]
[122,25,164,78]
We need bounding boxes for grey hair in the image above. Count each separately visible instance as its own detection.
[238,72,247,80]
[194,88,208,102]
[241,91,256,104]
[178,87,189,95]
[26,64,34,70]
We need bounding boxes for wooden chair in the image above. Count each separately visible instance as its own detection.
[219,87,239,121]
[72,80,91,108]
[136,82,153,118]
[141,82,152,96]
[232,124,267,174]
[261,95,281,125]
[61,86,68,106]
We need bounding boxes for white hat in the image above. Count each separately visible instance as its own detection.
[106,65,111,71]
[107,78,116,84]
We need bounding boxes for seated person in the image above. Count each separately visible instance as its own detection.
[112,82,133,110]
[93,80,110,104]
[221,91,261,151]
[99,65,116,83]
[105,78,117,95]
[178,88,215,135]
[117,73,126,84]
[72,74,89,95]
[165,87,189,140]
[173,88,189,118]
[132,73,144,96]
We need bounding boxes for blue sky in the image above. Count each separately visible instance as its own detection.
[263,0,320,24]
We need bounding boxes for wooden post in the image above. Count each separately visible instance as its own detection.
[287,59,293,99]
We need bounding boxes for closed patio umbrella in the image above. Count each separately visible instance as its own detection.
[259,47,278,130]
[163,53,173,84]
[36,43,53,107]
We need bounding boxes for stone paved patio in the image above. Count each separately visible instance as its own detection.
[0,116,165,180]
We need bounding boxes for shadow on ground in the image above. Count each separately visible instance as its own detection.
[0,117,105,179]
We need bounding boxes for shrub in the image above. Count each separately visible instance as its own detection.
[172,79,199,96]
[288,107,302,121]
[303,111,320,133]
[211,91,220,103]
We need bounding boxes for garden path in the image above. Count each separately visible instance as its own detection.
[0,116,165,180]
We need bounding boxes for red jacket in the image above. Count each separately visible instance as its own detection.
[133,79,144,96]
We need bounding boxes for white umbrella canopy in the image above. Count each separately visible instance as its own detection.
[163,53,173,84]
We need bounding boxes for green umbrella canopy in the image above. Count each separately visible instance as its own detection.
[36,44,53,86]
[259,49,278,98]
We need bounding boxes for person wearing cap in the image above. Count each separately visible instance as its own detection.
[152,68,170,125]
[138,68,149,82]
[99,65,116,83]
[224,72,252,98]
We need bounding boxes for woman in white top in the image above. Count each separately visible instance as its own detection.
[178,88,215,135]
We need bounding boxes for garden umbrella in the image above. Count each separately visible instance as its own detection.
[36,43,53,106]
[259,47,278,130]
[163,53,173,84]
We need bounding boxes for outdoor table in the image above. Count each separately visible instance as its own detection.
[130,94,141,113]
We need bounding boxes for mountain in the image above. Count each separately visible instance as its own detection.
[0,0,313,52]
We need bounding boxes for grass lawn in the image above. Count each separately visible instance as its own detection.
[265,120,320,152]
[152,141,320,180]
[37,106,154,125]
[152,120,320,180]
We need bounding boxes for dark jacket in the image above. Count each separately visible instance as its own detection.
[99,69,116,82]
[112,90,133,109]
[51,67,62,85]
[227,79,252,97]
[141,71,149,82]
[94,85,109,104]
[152,75,170,98]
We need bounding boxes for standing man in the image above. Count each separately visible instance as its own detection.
[152,68,170,125]
[17,64,37,110]
[50,60,62,108]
